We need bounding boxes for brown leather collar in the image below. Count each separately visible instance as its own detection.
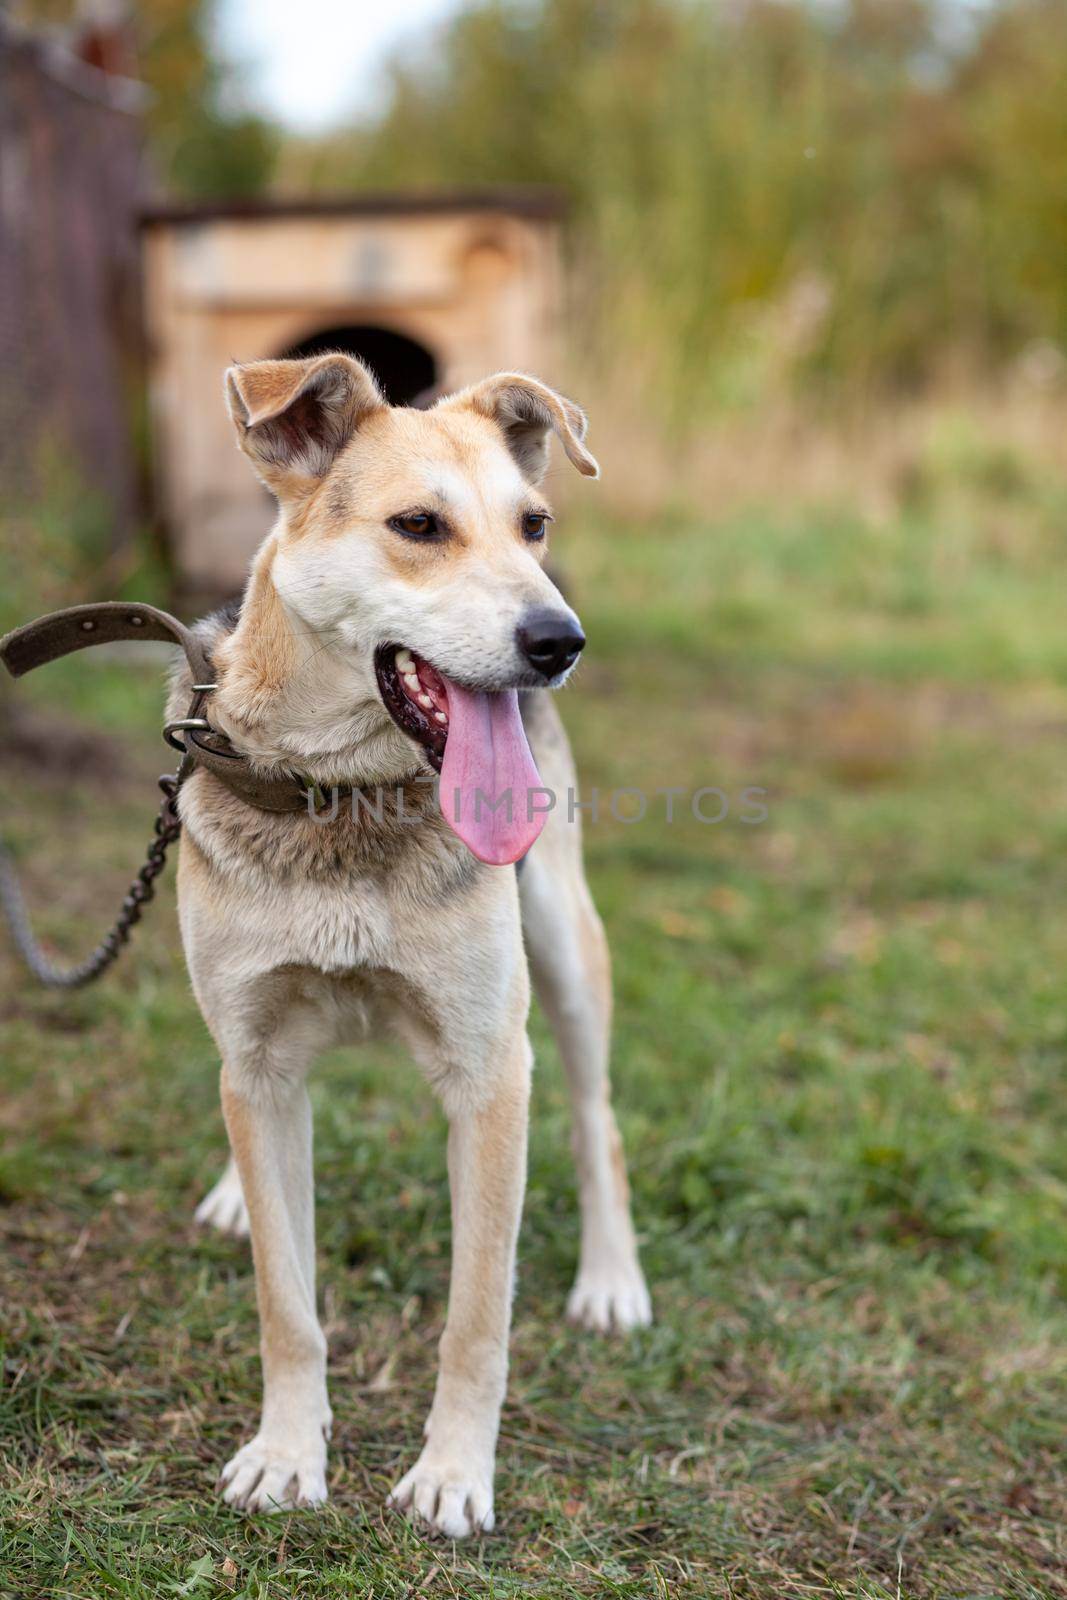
[0,601,325,815]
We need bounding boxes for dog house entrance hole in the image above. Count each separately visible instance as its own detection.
[281,324,437,406]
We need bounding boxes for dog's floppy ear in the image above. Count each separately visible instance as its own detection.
[225,353,385,497]
[445,372,599,483]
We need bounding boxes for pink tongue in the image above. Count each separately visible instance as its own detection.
[438,679,547,865]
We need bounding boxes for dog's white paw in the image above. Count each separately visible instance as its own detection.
[218,1433,328,1513]
[567,1259,652,1333]
[195,1161,250,1238]
[388,1449,495,1539]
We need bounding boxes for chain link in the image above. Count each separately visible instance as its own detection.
[0,759,190,989]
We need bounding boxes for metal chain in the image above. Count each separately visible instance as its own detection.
[0,758,190,989]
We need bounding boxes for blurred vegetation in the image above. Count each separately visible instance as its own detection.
[19,0,1067,410]
[14,0,277,197]
[276,0,1067,411]
[133,0,276,197]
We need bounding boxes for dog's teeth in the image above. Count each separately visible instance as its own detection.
[418,693,433,709]
[403,673,420,693]
[434,711,447,724]
[396,649,414,671]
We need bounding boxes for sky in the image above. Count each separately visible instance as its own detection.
[216,0,467,132]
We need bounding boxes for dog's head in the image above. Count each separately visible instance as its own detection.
[222,353,599,863]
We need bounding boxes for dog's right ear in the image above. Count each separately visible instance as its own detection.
[442,371,599,483]
[225,354,385,499]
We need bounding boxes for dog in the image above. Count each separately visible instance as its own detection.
[172,354,651,1537]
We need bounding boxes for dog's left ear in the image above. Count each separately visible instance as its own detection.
[225,354,385,498]
[444,372,599,483]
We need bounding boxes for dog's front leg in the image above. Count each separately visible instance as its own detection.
[217,1059,331,1512]
[389,1031,531,1538]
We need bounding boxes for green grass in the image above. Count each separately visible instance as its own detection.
[3,454,1067,1596]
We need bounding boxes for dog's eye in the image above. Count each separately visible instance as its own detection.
[522,512,550,541]
[390,512,440,540]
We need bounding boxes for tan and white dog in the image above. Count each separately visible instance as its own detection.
[176,353,650,1538]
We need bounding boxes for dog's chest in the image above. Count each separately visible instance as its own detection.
[264,873,397,972]
[179,771,480,977]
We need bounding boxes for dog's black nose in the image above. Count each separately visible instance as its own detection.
[517,610,586,679]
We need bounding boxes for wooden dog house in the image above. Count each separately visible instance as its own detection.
[141,189,565,597]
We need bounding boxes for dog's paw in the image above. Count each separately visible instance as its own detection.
[388,1449,495,1539]
[567,1259,652,1333]
[218,1434,328,1513]
[195,1161,250,1238]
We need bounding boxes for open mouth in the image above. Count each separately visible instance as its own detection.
[375,644,450,772]
[373,643,548,867]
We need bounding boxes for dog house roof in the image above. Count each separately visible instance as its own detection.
[139,187,566,228]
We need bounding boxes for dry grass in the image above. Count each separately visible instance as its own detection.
[583,376,1067,526]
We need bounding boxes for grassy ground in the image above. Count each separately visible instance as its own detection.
[3,433,1067,1597]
